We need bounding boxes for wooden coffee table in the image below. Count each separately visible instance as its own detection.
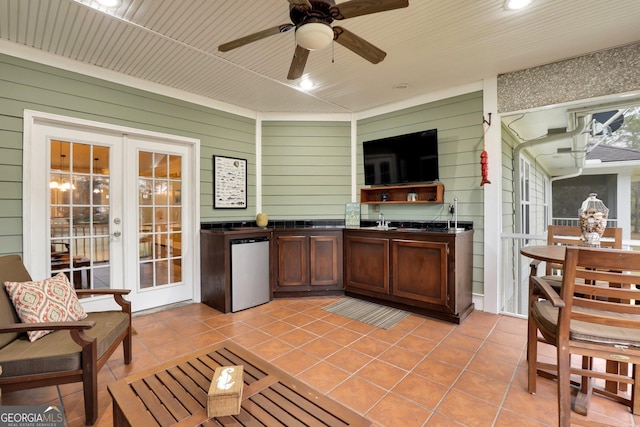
[108,341,371,427]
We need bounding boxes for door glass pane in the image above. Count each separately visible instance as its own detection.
[50,140,111,292]
[139,152,153,178]
[138,151,183,289]
[155,154,168,178]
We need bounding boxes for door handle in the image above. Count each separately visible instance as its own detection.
[113,231,122,237]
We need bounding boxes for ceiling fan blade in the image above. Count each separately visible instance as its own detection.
[219,24,294,52]
[333,27,386,64]
[330,0,409,20]
[287,45,310,80]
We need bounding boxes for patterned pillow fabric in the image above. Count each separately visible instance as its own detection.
[4,272,88,342]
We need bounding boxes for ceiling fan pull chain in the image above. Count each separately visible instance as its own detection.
[332,41,335,64]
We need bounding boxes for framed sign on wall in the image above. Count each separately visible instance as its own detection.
[213,155,247,209]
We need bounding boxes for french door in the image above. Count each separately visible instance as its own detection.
[24,111,199,313]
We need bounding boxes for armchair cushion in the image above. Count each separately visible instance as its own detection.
[4,272,87,342]
[0,310,129,377]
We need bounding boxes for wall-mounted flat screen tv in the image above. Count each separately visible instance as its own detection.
[363,128,439,186]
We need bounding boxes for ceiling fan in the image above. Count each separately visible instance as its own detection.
[218,0,409,80]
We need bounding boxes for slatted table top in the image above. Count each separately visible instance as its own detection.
[108,341,371,427]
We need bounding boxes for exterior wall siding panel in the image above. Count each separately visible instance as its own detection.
[357,91,485,294]
[0,54,256,256]
[262,121,351,219]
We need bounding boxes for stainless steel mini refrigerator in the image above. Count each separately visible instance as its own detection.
[230,236,270,312]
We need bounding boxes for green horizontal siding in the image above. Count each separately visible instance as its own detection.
[262,121,351,219]
[357,91,485,294]
[0,54,257,256]
[264,176,349,187]
[1,53,489,296]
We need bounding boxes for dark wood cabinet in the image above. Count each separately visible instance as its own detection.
[392,239,448,306]
[277,235,308,286]
[310,235,341,287]
[344,229,473,323]
[344,235,390,295]
[200,229,271,313]
[273,229,343,297]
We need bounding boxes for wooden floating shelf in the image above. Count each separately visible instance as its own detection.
[360,183,444,205]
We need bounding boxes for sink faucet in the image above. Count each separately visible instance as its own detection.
[377,212,389,229]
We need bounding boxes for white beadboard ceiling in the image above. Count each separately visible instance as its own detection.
[1,0,639,116]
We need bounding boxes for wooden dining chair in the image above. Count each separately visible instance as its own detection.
[530,225,626,395]
[529,226,623,298]
[527,246,640,426]
[542,225,622,277]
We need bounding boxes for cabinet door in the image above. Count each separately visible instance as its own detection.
[345,235,390,294]
[276,235,308,286]
[392,239,448,306]
[310,235,340,287]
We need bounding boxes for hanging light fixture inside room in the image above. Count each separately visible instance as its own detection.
[50,152,63,190]
[295,22,334,51]
[51,153,75,192]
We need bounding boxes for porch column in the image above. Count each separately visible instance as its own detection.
[482,77,501,314]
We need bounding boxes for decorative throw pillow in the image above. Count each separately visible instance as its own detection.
[4,272,88,342]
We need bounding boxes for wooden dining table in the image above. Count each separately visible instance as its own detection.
[520,244,566,264]
[520,244,630,408]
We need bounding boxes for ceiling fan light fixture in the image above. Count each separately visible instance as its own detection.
[295,23,334,51]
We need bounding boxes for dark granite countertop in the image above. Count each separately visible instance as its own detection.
[201,220,472,233]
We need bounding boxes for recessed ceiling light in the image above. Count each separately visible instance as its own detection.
[299,79,314,90]
[504,0,532,11]
[74,0,122,9]
[95,0,121,7]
